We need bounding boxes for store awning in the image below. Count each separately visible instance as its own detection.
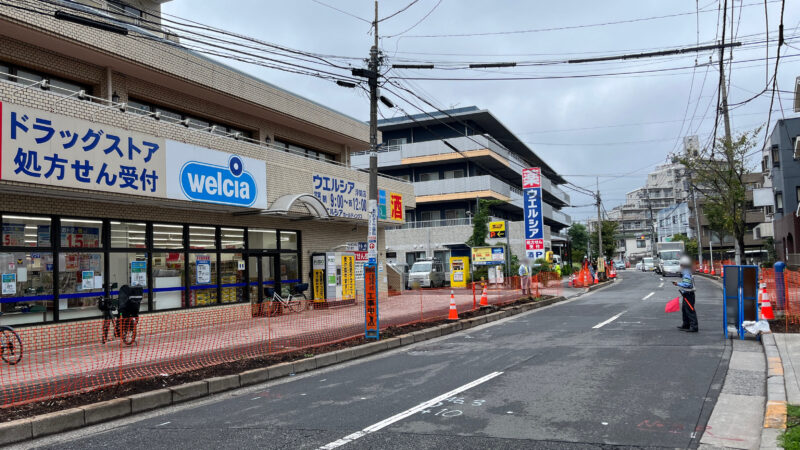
[236,193,330,219]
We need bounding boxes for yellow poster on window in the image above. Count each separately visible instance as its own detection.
[341,255,355,300]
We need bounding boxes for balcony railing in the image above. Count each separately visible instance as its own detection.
[400,218,474,229]
[414,175,511,197]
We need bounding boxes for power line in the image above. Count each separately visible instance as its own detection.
[383,0,443,38]
[379,0,421,23]
[309,0,371,24]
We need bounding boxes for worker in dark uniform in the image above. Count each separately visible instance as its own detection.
[673,256,698,332]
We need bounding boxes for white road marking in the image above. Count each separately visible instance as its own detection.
[156,421,171,427]
[658,282,664,288]
[592,311,627,329]
[642,292,655,300]
[318,371,503,449]
[660,278,664,281]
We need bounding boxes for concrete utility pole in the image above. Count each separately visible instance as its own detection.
[644,187,657,256]
[596,177,603,260]
[718,44,740,265]
[689,169,704,266]
[368,1,379,248]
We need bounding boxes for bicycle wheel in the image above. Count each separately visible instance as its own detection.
[289,293,307,313]
[101,318,112,344]
[0,327,23,365]
[121,318,137,345]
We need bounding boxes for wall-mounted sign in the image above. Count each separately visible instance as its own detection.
[471,246,505,266]
[166,141,266,209]
[1,101,267,210]
[195,255,211,284]
[312,174,368,219]
[364,264,379,339]
[1,273,16,295]
[130,261,147,287]
[523,167,545,261]
[489,221,506,238]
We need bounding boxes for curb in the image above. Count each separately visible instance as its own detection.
[761,333,788,449]
[0,294,577,446]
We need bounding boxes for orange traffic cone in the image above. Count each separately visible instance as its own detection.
[593,272,599,284]
[710,265,715,275]
[480,283,489,306]
[448,290,459,320]
[760,283,775,320]
[569,273,575,287]
[704,264,709,274]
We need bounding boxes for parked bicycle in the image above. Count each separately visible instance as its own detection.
[260,283,309,316]
[0,312,23,365]
[98,285,143,345]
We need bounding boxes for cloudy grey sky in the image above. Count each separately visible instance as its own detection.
[162,0,800,222]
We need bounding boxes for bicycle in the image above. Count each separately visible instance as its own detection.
[263,283,309,315]
[98,296,138,345]
[0,312,23,365]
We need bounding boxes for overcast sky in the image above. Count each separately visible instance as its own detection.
[162,0,800,223]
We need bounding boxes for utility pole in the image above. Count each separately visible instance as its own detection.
[644,187,657,255]
[596,177,602,260]
[689,170,704,266]
[718,46,733,143]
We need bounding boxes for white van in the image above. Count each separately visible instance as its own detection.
[408,258,446,288]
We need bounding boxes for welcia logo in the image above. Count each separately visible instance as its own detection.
[180,155,257,207]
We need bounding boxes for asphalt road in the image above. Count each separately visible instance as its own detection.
[23,270,729,449]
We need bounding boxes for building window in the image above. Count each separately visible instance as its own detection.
[443,169,464,179]
[108,0,144,18]
[776,192,784,212]
[387,138,406,150]
[636,240,646,248]
[772,146,780,168]
[0,61,91,98]
[273,139,335,162]
[419,171,440,182]
[420,210,441,222]
[127,97,253,139]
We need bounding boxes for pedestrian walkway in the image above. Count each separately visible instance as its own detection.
[700,339,765,450]
[0,280,562,408]
[775,334,800,404]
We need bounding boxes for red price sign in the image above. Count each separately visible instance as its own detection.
[526,239,544,250]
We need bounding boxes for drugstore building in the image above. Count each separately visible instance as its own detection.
[0,0,413,326]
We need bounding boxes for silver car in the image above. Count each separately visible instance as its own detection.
[660,260,682,277]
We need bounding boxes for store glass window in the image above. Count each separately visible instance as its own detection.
[2,214,51,247]
[153,223,184,249]
[219,252,245,304]
[221,228,244,249]
[189,253,218,306]
[58,252,103,320]
[0,252,54,325]
[280,253,299,296]
[280,231,298,250]
[189,226,217,250]
[108,252,149,311]
[110,221,146,248]
[60,218,103,248]
[248,229,277,250]
[152,251,184,310]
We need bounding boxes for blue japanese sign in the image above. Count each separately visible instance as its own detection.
[312,174,368,219]
[522,168,545,261]
[1,101,166,197]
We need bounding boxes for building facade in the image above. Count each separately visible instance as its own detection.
[351,107,570,267]
[656,203,692,242]
[0,0,414,326]
[762,117,800,262]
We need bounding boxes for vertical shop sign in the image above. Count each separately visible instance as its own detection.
[378,190,387,220]
[341,255,354,300]
[522,168,545,261]
[1,273,16,295]
[389,192,403,222]
[130,261,147,287]
[312,255,325,300]
[364,264,379,339]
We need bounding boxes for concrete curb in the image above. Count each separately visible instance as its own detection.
[761,332,788,449]
[0,294,576,445]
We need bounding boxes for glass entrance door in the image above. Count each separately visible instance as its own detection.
[248,255,275,315]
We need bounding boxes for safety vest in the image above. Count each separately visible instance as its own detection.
[519,265,529,276]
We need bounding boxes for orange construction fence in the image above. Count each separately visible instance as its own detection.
[0,274,563,408]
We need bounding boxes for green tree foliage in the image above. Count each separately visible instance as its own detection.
[680,129,760,264]
[466,199,503,248]
[670,233,698,257]
[567,223,589,262]
[589,220,620,259]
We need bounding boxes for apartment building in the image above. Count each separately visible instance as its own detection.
[762,117,800,262]
[0,0,413,325]
[351,107,571,267]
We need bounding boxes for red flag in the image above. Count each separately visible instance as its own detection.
[665,297,681,313]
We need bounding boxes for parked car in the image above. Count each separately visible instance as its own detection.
[613,260,626,270]
[408,258,446,288]
[635,261,643,271]
[641,257,656,272]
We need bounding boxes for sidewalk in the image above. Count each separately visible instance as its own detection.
[0,283,558,407]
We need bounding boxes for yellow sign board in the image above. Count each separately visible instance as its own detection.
[471,246,505,266]
[341,255,355,300]
[489,221,506,238]
[313,269,325,301]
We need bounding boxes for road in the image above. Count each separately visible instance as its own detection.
[23,270,729,449]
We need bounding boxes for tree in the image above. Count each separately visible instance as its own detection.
[465,199,503,247]
[589,220,619,259]
[567,223,589,262]
[670,233,698,258]
[680,129,761,264]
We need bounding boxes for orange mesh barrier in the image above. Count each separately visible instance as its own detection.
[0,275,561,408]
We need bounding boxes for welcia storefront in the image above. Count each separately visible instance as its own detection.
[0,100,308,326]
[0,215,302,325]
